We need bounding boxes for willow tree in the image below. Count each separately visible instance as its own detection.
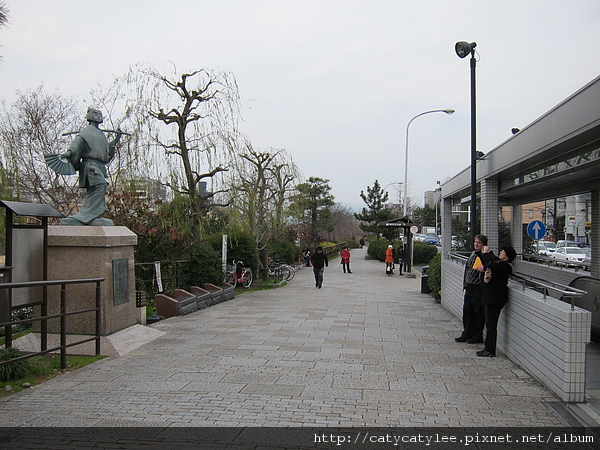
[227,141,298,253]
[116,63,241,242]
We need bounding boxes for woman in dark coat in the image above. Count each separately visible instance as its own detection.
[475,246,517,357]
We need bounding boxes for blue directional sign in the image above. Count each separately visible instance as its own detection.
[527,220,546,241]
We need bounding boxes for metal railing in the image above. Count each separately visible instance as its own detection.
[445,252,586,310]
[0,278,103,372]
[510,273,586,310]
[521,252,590,272]
[134,260,192,299]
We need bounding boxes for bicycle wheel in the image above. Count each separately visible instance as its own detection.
[225,271,237,288]
[284,264,295,281]
[279,265,292,281]
[241,268,253,288]
[267,268,277,283]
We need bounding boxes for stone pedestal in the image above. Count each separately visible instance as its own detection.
[44,226,138,335]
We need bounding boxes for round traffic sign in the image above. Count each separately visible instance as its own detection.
[527,220,546,241]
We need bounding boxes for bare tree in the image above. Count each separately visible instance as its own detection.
[322,203,362,243]
[115,63,241,242]
[0,1,9,62]
[0,86,84,217]
[227,140,298,252]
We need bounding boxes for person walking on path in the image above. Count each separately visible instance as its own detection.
[340,247,352,273]
[396,245,404,276]
[475,245,517,357]
[310,246,328,288]
[455,234,487,344]
[385,244,395,276]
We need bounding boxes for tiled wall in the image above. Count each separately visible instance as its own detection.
[442,258,591,402]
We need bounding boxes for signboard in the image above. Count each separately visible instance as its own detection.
[410,225,419,234]
[112,258,130,306]
[527,220,546,241]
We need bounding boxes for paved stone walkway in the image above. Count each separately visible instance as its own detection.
[1,247,567,427]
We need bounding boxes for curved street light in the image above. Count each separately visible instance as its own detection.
[383,181,403,207]
[404,109,455,217]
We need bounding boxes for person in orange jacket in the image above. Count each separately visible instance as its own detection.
[385,244,394,276]
[340,247,352,273]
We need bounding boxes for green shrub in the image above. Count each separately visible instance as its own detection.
[367,240,403,261]
[0,348,30,382]
[180,244,224,288]
[205,232,258,273]
[427,253,442,302]
[269,240,301,265]
[413,242,439,265]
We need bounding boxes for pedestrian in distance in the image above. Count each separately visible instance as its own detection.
[385,244,395,276]
[455,234,487,344]
[310,246,328,289]
[302,248,311,267]
[396,245,404,276]
[340,247,352,273]
[475,245,517,357]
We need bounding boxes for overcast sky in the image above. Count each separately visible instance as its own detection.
[1,0,599,211]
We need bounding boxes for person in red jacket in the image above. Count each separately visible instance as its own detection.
[340,247,352,273]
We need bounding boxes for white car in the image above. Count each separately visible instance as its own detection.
[552,247,586,263]
[414,233,427,242]
[535,243,551,256]
[541,241,556,253]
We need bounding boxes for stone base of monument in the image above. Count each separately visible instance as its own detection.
[12,324,165,357]
[36,226,139,336]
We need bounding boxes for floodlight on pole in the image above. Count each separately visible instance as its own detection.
[403,109,455,217]
[455,40,478,248]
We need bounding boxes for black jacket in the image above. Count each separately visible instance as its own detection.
[310,251,328,269]
[480,251,513,307]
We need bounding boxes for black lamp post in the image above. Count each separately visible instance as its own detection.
[455,41,478,249]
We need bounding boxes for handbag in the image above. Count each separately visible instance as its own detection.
[484,268,492,283]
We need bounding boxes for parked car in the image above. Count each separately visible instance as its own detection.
[414,233,427,242]
[533,243,552,256]
[541,241,556,253]
[552,246,586,264]
[556,240,583,249]
[583,252,592,270]
[425,233,439,245]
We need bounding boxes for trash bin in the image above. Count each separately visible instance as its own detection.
[421,265,430,294]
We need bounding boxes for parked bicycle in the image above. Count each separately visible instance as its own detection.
[224,260,253,288]
[262,259,295,282]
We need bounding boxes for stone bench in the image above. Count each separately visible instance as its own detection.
[155,289,197,318]
[191,286,211,310]
[203,283,224,305]
[221,282,235,300]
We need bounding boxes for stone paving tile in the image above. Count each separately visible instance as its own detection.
[0,247,572,427]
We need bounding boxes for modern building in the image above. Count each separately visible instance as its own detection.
[439,75,600,403]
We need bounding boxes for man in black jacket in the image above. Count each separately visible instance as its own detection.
[455,234,487,344]
[310,246,328,289]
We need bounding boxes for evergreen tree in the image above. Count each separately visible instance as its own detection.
[291,177,334,245]
[354,180,398,240]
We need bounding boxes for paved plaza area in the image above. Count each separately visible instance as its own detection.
[0,246,578,430]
